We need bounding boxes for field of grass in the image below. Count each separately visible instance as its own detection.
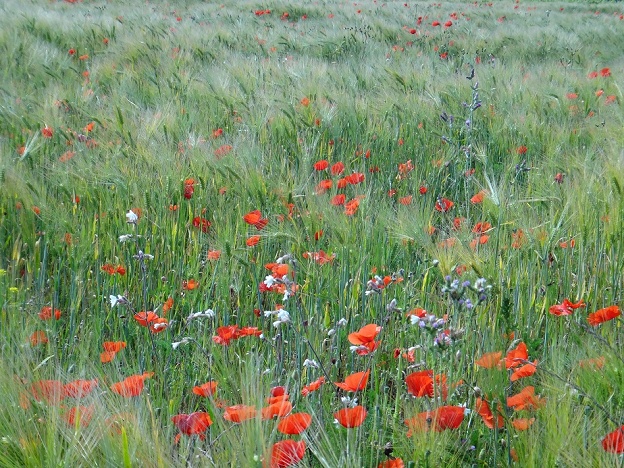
[1,0,624,466]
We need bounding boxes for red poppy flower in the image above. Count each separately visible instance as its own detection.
[331,161,345,175]
[30,380,65,404]
[348,324,381,345]
[301,376,326,396]
[587,305,620,326]
[183,278,199,291]
[313,160,329,171]
[404,406,464,434]
[335,370,370,392]
[39,306,61,320]
[300,97,310,106]
[475,397,504,429]
[277,412,312,434]
[506,386,545,411]
[475,351,502,369]
[435,198,454,212]
[588,71,599,79]
[505,342,528,369]
[64,405,94,428]
[470,235,489,249]
[270,386,287,397]
[432,406,465,431]
[149,317,169,334]
[134,311,159,327]
[41,126,54,138]
[207,250,221,260]
[63,379,98,398]
[344,197,361,216]
[111,372,153,397]
[334,405,367,428]
[331,194,346,206]
[172,412,213,436]
[161,297,174,315]
[353,340,379,356]
[404,370,433,398]
[30,330,48,346]
[192,381,218,397]
[238,326,263,337]
[100,351,117,363]
[212,325,240,346]
[302,250,335,265]
[316,179,333,194]
[103,341,126,352]
[405,370,447,399]
[602,426,624,453]
[472,222,492,234]
[378,459,405,468]
[224,404,257,423]
[262,400,293,419]
[511,417,535,431]
[549,298,586,316]
[243,210,269,230]
[600,67,611,78]
[246,235,261,247]
[510,360,538,381]
[406,308,427,319]
[268,440,306,468]
[398,195,412,205]
[344,172,365,185]
[192,216,211,233]
[432,20,440,26]
[214,144,232,158]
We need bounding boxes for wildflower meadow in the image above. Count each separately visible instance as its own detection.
[1,0,624,466]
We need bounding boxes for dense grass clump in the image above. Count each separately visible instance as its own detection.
[1,0,623,466]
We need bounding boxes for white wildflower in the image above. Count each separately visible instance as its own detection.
[340,396,358,407]
[263,275,277,288]
[186,309,215,323]
[109,294,125,307]
[172,337,192,349]
[337,318,348,327]
[118,234,133,243]
[152,321,168,332]
[272,309,290,327]
[327,329,336,337]
[303,359,319,368]
[126,210,138,224]
[276,254,292,264]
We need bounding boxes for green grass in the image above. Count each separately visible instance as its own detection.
[1,0,624,466]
